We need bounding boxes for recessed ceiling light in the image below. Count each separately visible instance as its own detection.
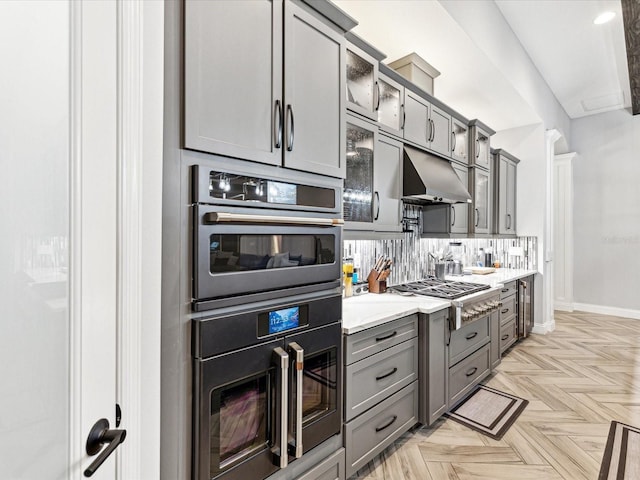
[593,11,615,25]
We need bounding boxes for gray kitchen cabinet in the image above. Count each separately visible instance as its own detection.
[344,116,402,233]
[469,120,494,169]
[403,89,451,157]
[418,309,448,426]
[184,0,346,178]
[499,281,518,354]
[448,343,490,407]
[451,164,469,234]
[493,149,520,236]
[377,72,405,138]
[297,448,345,480]
[489,310,501,370]
[345,40,379,121]
[469,166,492,235]
[451,116,469,165]
[343,314,419,477]
[449,316,490,366]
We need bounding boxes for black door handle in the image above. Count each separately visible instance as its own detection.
[84,418,127,477]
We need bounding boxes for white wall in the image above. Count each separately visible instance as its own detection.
[572,109,640,313]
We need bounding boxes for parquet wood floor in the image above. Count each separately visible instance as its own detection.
[350,311,640,479]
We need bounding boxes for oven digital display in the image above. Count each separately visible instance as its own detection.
[268,306,300,334]
[267,181,297,205]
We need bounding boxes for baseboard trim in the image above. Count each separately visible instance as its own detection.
[531,319,555,335]
[554,301,574,312]
[572,303,640,320]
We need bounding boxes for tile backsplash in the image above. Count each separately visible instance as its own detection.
[344,208,537,286]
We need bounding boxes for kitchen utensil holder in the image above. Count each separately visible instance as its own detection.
[367,269,387,294]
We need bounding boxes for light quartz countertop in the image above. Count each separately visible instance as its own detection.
[342,268,537,335]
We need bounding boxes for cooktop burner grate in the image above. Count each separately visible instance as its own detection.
[391,276,490,300]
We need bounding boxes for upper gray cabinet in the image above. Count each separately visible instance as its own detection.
[469,167,491,235]
[377,72,404,138]
[403,89,451,158]
[344,114,402,233]
[451,116,469,165]
[184,0,347,178]
[493,149,519,236]
[345,33,386,123]
[469,119,494,170]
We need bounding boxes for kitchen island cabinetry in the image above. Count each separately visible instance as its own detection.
[184,0,348,178]
[418,309,448,426]
[343,314,419,478]
[493,149,520,236]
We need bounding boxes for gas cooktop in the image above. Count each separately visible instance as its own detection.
[390,276,490,300]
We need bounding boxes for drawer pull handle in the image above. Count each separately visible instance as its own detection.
[501,309,509,314]
[375,415,398,433]
[375,331,397,342]
[501,334,509,341]
[465,367,478,377]
[501,288,509,293]
[465,332,478,340]
[376,367,398,381]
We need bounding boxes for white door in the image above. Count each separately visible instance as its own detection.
[0,1,163,478]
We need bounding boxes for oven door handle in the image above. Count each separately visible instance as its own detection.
[272,347,289,469]
[288,342,304,458]
[204,212,344,227]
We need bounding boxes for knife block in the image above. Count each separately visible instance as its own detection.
[367,269,387,294]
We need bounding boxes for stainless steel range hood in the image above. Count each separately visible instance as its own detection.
[403,145,472,204]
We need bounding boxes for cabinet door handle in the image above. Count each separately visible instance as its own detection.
[507,213,512,230]
[501,308,509,314]
[374,191,380,221]
[401,104,406,129]
[375,331,397,342]
[465,367,478,377]
[274,100,283,149]
[429,119,435,142]
[451,131,456,152]
[375,81,381,111]
[451,205,456,227]
[475,208,479,227]
[501,334,509,341]
[476,138,480,158]
[376,367,398,381]
[288,342,304,459]
[375,415,398,432]
[286,104,294,152]
[465,332,478,340]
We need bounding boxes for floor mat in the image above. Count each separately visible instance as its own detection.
[445,384,528,440]
[598,421,640,479]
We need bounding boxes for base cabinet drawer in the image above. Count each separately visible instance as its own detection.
[500,318,517,354]
[345,383,418,478]
[500,295,517,325]
[297,448,345,480]
[345,314,418,365]
[345,338,418,421]
[449,317,490,366]
[500,281,517,299]
[449,344,490,406]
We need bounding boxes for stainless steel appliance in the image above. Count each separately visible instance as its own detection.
[517,276,534,338]
[192,292,342,480]
[192,165,343,311]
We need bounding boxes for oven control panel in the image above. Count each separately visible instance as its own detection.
[454,293,502,329]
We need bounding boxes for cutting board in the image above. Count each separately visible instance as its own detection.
[470,267,496,275]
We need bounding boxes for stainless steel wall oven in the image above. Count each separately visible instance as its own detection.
[192,292,342,480]
[191,165,343,312]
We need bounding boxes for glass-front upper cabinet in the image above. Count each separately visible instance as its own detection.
[345,34,386,122]
[469,120,495,170]
[451,116,469,165]
[377,72,404,138]
[344,115,377,226]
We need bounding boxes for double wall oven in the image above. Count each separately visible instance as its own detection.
[190,164,344,480]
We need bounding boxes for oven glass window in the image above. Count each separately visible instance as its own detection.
[208,170,336,209]
[209,234,335,274]
[210,374,270,475]
[293,348,337,429]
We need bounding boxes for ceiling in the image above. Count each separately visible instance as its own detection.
[495,0,630,119]
[333,0,631,130]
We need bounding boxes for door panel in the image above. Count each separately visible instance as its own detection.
[429,105,451,157]
[184,0,283,166]
[0,1,118,478]
[284,1,345,178]
[374,136,403,232]
[403,92,429,149]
